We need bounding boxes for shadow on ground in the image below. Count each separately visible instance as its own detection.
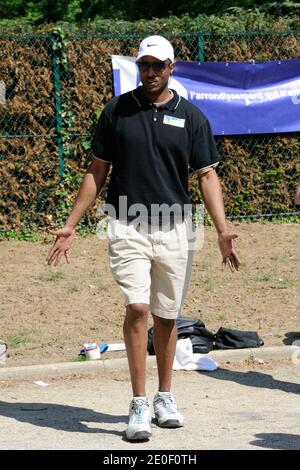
[250,432,300,450]
[0,401,127,437]
[200,368,300,395]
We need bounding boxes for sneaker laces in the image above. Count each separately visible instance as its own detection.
[131,398,149,424]
[155,393,176,413]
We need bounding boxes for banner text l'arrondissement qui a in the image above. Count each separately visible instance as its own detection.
[112,56,300,136]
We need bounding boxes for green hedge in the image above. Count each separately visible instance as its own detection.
[0,16,300,229]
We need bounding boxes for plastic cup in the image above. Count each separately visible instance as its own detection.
[84,343,101,360]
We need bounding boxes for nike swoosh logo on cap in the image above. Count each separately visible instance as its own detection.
[147,44,157,47]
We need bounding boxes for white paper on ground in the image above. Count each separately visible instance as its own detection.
[173,338,218,371]
[106,343,126,351]
[0,341,7,365]
[34,380,49,387]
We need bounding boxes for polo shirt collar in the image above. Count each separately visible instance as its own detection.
[132,86,181,111]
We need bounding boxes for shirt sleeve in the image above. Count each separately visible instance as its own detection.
[91,106,114,162]
[189,118,219,172]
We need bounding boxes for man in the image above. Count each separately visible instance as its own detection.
[47,35,240,441]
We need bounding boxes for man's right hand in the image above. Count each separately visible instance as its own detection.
[46,226,75,266]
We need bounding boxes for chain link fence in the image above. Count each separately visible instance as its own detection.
[1,31,300,230]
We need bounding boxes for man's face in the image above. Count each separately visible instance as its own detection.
[137,55,174,96]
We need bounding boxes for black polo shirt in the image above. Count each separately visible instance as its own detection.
[91,86,219,220]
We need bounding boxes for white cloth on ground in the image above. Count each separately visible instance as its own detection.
[173,338,218,371]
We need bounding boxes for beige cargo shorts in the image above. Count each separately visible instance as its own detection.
[107,218,194,319]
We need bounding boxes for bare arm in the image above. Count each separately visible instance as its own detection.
[46,158,110,266]
[197,168,240,271]
[295,182,300,205]
[64,158,110,229]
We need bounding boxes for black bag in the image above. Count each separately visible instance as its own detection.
[147,316,213,355]
[147,317,264,355]
[147,328,155,355]
[214,327,264,350]
[176,316,205,338]
[188,331,215,353]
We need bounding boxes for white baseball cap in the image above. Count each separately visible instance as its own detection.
[136,35,174,63]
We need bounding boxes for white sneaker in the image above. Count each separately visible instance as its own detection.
[126,397,152,441]
[153,392,184,428]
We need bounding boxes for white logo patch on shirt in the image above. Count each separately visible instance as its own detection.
[163,115,185,128]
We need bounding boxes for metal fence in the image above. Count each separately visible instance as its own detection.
[0,31,300,230]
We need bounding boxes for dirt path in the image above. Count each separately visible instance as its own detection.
[1,221,299,366]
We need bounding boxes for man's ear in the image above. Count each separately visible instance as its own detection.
[169,61,175,73]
